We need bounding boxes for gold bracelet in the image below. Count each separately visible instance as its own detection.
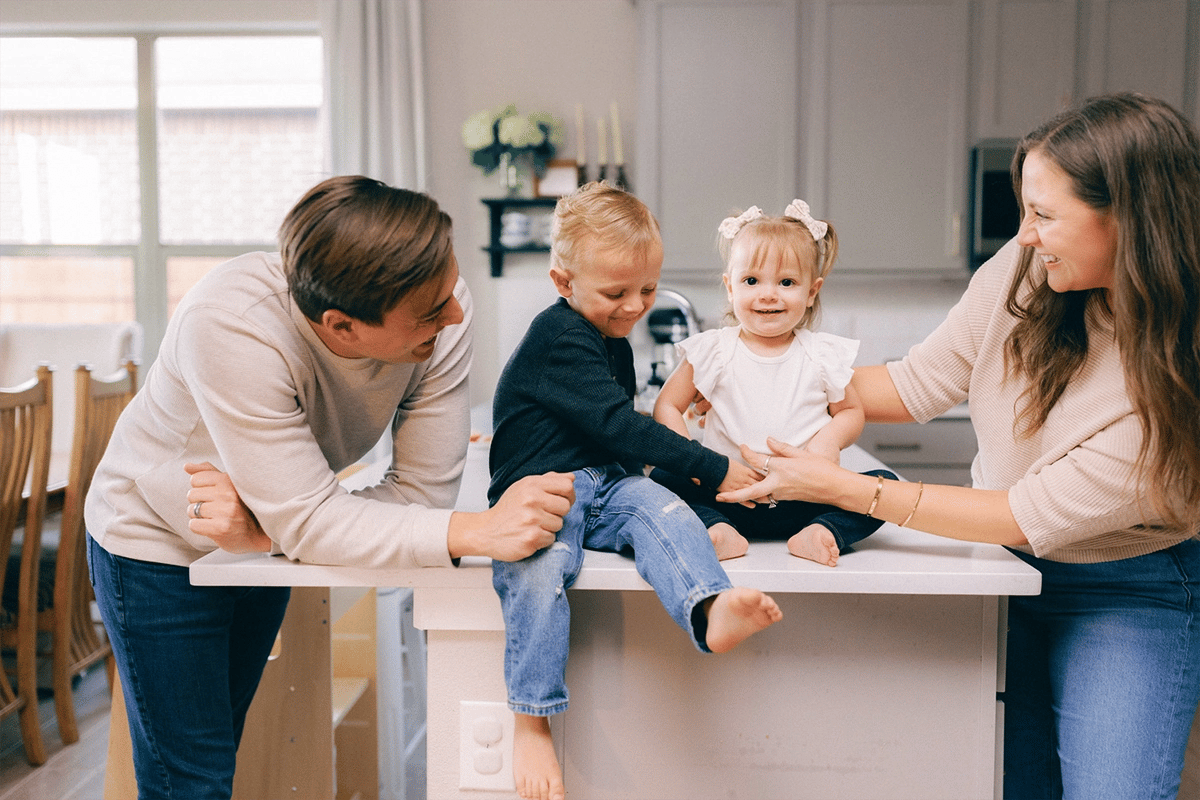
[865,475,884,518]
[900,481,924,528]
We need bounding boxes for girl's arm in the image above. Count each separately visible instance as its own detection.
[806,381,866,463]
[653,358,698,439]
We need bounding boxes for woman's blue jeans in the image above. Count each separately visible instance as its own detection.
[1002,538,1200,800]
[88,535,290,800]
[491,465,733,716]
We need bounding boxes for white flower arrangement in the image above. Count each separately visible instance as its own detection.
[462,104,563,176]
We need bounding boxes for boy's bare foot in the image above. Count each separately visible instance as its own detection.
[513,713,564,800]
[788,523,840,567]
[708,522,749,560]
[704,586,783,653]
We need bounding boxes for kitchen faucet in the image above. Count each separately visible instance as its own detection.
[637,286,703,410]
[654,286,701,338]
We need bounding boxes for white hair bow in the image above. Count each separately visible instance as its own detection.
[718,206,765,239]
[784,199,828,241]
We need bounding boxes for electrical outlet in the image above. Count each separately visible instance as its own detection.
[459,701,515,791]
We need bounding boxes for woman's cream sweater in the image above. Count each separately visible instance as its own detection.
[888,240,1195,563]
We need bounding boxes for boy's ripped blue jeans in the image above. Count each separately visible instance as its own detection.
[491,464,733,716]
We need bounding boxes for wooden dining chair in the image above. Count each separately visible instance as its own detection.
[0,365,52,766]
[41,361,136,745]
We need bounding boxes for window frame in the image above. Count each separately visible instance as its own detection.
[0,26,324,365]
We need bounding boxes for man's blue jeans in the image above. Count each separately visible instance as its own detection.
[1002,538,1200,800]
[88,535,290,800]
[491,465,733,716]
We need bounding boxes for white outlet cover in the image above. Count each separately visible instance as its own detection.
[459,701,516,791]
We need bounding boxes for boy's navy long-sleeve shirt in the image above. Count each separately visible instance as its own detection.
[488,298,729,506]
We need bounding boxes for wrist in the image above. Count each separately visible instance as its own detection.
[447,510,478,560]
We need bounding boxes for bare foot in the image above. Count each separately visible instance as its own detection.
[704,586,783,653]
[708,522,749,560]
[788,523,840,567]
[512,714,564,800]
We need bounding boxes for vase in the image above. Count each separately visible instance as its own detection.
[498,151,523,197]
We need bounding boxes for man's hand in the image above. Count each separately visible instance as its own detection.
[448,472,576,561]
[184,462,272,553]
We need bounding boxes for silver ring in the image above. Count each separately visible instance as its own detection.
[192,501,204,519]
[767,494,778,509]
[762,456,772,475]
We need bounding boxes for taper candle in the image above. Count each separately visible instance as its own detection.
[597,117,608,166]
[575,103,585,164]
[610,102,624,165]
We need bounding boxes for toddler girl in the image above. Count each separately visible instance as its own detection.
[653,200,895,566]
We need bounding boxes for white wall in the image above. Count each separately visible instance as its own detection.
[422,1,640,407]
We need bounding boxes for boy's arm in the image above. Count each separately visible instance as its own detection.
[806,381,866,464]
[538,328,728,488]
[652,359,696,439]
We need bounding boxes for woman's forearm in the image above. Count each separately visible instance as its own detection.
[831,469,1027,546]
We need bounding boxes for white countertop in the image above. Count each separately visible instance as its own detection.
[191,441,1040,597]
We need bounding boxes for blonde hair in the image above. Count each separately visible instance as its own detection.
[718,213,839,330]
[551,182,661,275]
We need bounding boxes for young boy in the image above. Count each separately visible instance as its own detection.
[488,183,783,800]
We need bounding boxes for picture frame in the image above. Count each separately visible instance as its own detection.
[534,158,579,198]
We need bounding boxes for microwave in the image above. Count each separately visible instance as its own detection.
[970,139,1020,270]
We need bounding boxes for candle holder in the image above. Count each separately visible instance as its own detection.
[614,164,630,192]
[597,164,609,185]
[576,162,588,187]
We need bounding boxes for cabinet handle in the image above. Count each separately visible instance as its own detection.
[875,442,922,452]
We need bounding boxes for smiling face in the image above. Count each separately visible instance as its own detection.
[324,254,464,363]
[551,238,663,338]
[723,234,821,348]
[1016,148,1119,293]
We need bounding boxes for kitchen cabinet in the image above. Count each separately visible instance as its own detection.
[635,0,799,275]
[973,0,1077,138]
[859,414,978,487]
[1080,0,1192,103]
[811,0,970,273]
[638,0,1198,276]
[973,0,1195,139]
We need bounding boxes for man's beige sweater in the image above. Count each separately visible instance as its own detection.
[86,252,472,569]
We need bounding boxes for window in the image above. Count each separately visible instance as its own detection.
[0,33,324,355]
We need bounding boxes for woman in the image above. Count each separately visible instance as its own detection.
[719,92,1200,799]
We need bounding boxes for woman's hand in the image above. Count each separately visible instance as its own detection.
[716,438,842,506]
[184,462,272,553]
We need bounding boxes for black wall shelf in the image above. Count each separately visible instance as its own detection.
[482,197,557,276]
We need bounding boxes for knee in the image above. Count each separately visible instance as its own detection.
[494,541,579,597]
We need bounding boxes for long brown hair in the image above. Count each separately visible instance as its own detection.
[1005,93,1200,526]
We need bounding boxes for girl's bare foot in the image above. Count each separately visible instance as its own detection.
[708,522,749,560]
[704,586,783,653]
[512,713,564,800]
[788,523,840,567]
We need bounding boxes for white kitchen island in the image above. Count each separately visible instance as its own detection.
[190,442,1040,800]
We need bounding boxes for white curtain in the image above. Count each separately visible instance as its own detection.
[321,6,429,800]
[321,0,428,190]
